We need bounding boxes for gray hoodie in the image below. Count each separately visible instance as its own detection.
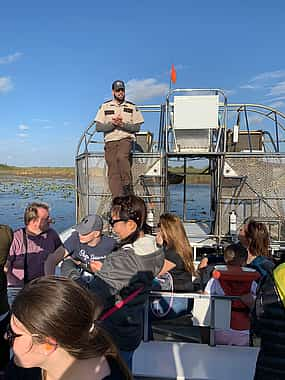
[62,234,164,351]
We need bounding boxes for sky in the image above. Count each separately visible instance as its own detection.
[1,0,285,166]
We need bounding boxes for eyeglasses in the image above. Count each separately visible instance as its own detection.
[114,89,125,93]
[5,324,23,346]
[5,323,41,347]
[109,217,129,227]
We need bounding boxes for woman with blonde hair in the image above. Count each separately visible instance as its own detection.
[6,276,131,380]
[151,213,196,319]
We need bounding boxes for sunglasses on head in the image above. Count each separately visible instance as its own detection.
[108,217,130,227]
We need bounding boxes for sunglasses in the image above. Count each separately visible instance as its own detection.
[108,217,129,227]
[5,324,23,346]
[114,88,125,93]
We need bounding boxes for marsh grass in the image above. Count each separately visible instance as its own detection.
[0,164,74,178]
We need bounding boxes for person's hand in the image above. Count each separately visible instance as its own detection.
[156,231,164,246]
[112,115,123,127]
[89,260,103,272]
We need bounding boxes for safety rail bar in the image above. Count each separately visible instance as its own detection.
[143,291,240,347]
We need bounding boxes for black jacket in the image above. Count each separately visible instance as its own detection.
[252,267,285,380]
[0,225,13,315]
[62,235,164,351]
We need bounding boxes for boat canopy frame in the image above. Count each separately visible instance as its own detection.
[75,88,285,254]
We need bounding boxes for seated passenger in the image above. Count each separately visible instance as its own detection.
[204,243,259,346]
[150,213,196,320]
[5,202,62,304]
[61,195,164,371]
[45,214,116,280]
[6,276,131,380]
[0,225,13,376]
[239,219,275,278]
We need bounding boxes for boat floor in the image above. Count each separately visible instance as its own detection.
[183,223,216,248]
[133,316,260,380]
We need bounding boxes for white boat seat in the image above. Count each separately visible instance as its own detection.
[171,95,219,152]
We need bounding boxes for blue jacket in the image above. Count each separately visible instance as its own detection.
[248,255,275,279]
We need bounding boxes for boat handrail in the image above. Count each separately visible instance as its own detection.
[144,291,240,347]
[76,100,285,157]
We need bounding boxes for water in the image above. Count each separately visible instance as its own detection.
[169,183,210,221]
[0,177,210,233]
[0,176,75,233]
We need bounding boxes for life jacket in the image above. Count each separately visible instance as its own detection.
[212,265,260,330]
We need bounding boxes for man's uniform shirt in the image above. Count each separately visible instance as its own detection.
[95,99,144,142]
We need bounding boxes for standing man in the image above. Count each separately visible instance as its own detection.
[5,202,63,303]
[95,80,144,198]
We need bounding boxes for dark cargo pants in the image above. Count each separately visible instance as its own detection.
[105,138,132,198]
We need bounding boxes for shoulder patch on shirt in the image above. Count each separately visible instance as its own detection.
[104,110,115,115]
[125,100,135,105]
[103,99,113,104]
[123,107,133,114]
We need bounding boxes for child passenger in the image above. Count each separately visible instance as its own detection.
[204,243,259,346]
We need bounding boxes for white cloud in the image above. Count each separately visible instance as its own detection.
[268,100,285,109]
[17,133,28,138]
[32,118,51,123]
[239,84,257,89]
[247,115,263,124]
[267,81,285,97]
[224,89,236,96]
[239,70,285,99]
[0,76,13,93]
[126,78,169,103]
[18,124,30,131]
[31,147,40,152]
[265,96,285,103]
[0,52,22,64]
[249,70,285,83]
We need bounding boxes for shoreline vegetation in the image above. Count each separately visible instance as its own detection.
[0,164,210,184]
[168,166,210,184]
[0,164,74,179]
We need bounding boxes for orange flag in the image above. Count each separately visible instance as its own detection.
[171,64,177,84]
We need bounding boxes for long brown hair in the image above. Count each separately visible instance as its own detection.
[12,276,131,379]
[245,219,270,257]
[159,213,195,274]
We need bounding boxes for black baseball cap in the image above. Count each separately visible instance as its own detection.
[112,80,125,91]
[74,214,103,235]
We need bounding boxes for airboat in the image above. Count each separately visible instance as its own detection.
[69,88,285,379]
